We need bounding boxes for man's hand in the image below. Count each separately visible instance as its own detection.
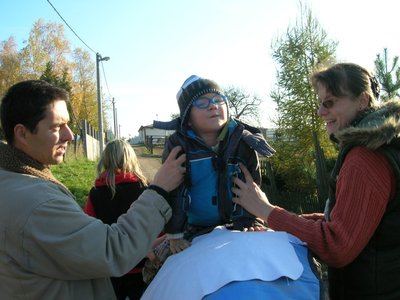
[152,146,186,192]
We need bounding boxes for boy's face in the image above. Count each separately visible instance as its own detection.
[188,92,228,136]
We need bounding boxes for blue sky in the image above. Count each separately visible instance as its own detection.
[1,0,399,137]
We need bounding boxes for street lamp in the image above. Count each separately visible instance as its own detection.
[96,52,110,154]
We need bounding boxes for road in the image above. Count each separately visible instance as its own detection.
[132,145,162,181]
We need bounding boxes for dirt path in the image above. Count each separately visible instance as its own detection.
[132,145,162,181]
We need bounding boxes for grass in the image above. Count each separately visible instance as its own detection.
[50,158,96,207]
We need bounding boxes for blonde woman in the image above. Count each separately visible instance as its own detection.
[84,139,151,300]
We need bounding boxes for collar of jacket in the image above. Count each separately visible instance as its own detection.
[334,100,400,150]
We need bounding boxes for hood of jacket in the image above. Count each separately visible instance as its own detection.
[335,100,400,150]
[95,172,140,187]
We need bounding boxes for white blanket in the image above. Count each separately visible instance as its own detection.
[141,227,305,300]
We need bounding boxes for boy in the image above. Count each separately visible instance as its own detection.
[154,75,275,253]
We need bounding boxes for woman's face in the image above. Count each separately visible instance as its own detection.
[316,84,366,136]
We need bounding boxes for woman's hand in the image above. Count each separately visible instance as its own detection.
[232,163,275,223]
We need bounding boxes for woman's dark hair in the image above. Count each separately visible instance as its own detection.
[0,80,69,144]
[310,63,380,108]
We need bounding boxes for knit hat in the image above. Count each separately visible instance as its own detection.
[176,75,223,126]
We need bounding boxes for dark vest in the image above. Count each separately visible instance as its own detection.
[89,182,145,225]
[327,141,400,300]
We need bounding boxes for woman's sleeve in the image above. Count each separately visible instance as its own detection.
[267,147,395,267]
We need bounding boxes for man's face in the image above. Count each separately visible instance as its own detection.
[24,100,73,165]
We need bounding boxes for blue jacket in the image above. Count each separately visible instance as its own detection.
[155,118,275,235]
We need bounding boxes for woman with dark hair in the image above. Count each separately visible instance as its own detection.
[233,63,400,299]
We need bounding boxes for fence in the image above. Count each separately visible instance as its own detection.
[81,120,101,161]
[260,159,326,214]
[64,138,85,161]
[263,185,325,214]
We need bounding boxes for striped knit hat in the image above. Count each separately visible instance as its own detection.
[176,75,223,127]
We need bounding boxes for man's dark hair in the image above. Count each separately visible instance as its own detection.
[0,80,69,144]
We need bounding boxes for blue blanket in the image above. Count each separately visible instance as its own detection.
[204,242,322,299]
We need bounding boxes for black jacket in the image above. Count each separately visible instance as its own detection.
[327,101,400,300]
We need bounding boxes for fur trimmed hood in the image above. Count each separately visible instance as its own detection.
[335,100,400,150]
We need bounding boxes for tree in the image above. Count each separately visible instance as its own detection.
[40,61,71,92]
[20,19,70,79]
[0,37,24,139]
[0,19,112,138]
[170,113,180,120]
[270,3,337,193]
[374,48,400,100]
[224,86,262,126]
[0,37,23,97]
[39,61,80,135]
[70,48,97,130]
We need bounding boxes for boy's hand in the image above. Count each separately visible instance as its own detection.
[169,238,191,254]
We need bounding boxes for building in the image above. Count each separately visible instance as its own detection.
[136,125,175,145]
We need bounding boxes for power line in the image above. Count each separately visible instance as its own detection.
[100,61,111,97]
[46,0,96,54]
[46,0,113,97]
[46,0,114,144]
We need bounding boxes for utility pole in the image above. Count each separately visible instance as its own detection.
[96,52,110,154]
[112,97,118,139]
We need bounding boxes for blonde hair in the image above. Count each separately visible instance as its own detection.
[96,139,148,198]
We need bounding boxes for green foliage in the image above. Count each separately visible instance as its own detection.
[50,159,96,207]
[40,61,71,92]
[270,3,338,192]
[266,188,324,214]
[374,48,400,100]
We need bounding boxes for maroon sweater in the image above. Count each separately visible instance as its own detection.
[268,146,396,267]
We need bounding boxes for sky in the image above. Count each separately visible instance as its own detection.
[1,0,400,138]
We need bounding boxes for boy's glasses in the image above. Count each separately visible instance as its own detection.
[193,94,227,109]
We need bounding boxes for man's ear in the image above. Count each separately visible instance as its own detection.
[14,124,29,146]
